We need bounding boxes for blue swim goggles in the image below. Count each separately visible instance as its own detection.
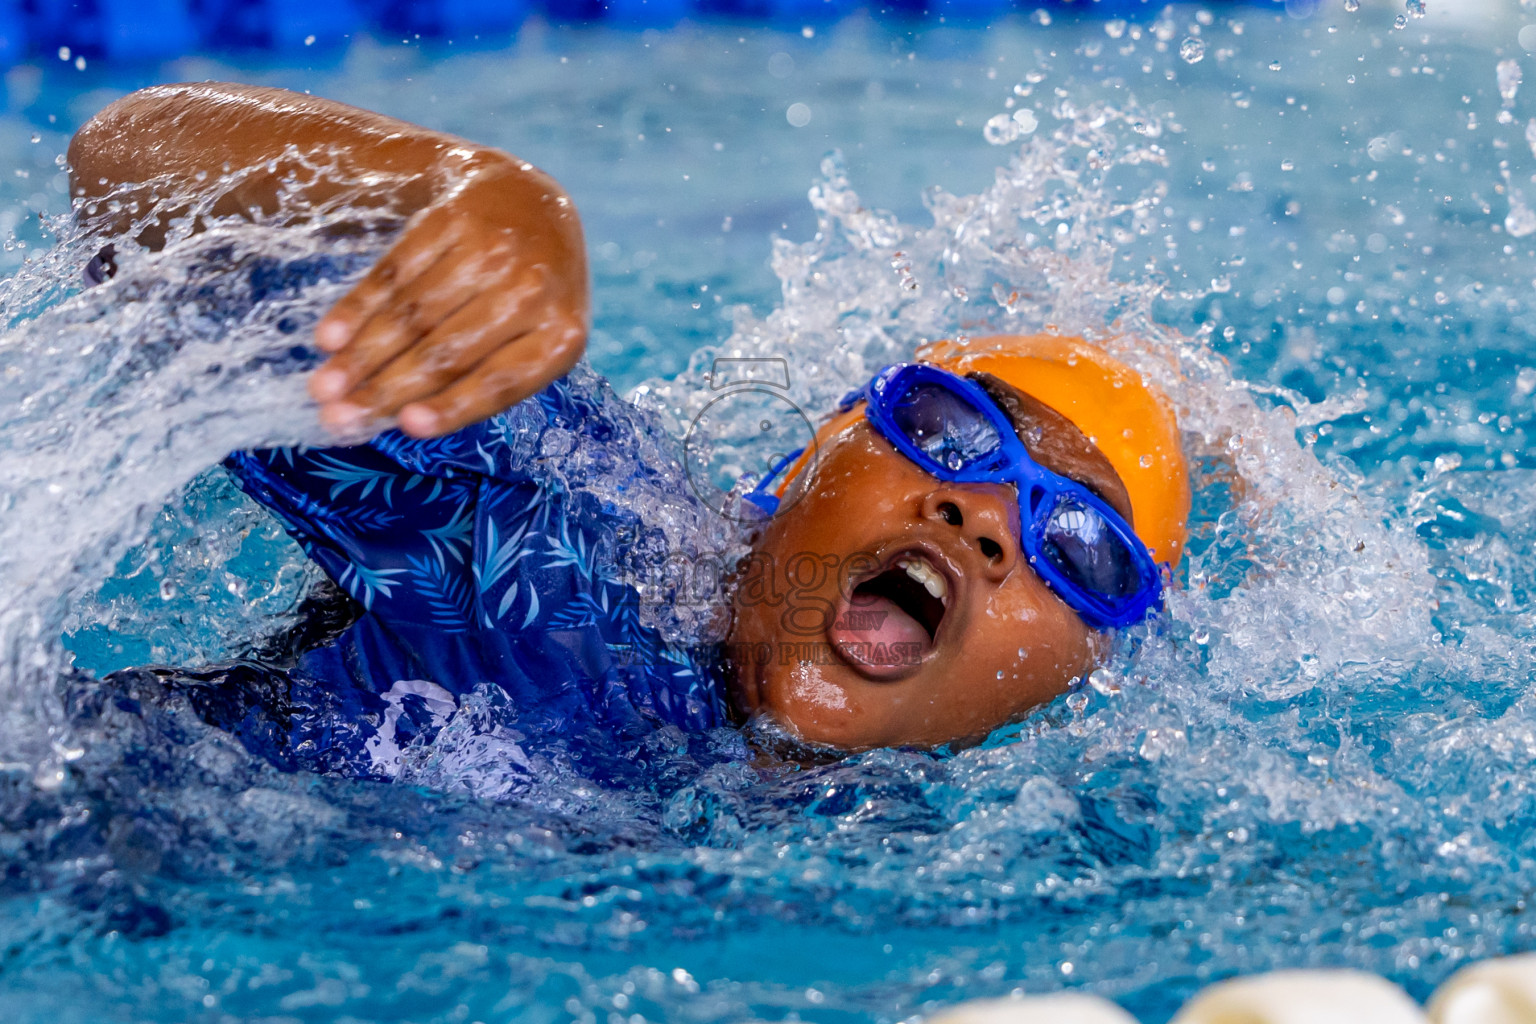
[746,362,1164,630]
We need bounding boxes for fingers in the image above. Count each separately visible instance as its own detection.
[309,167,591,440]
[331,273,547,419]
[313,206,461,354]
[309,241,506,404]
[396,320,586,438]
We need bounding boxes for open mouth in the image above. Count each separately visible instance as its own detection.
[827,552,951,680]
[854,557,948,641]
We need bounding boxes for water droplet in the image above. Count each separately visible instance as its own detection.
[56,46,69,61]
[1347,74,1357,84]
[1179,37,1205,64]
[1139,726,1186,761]
[1139,454,1154,468]
[983,112,1022,146]
[159,580,177,601]
[1393,13,1408,28]
[1011,108,1039,134]
[1105,19,1127,38]
[1344,0,1359,9]
[1269,60,1282,71]
[1515,366,1536,395]
[1281,158,1295,171]
[304,34,316,46]
[996,670,1006,680]
[1507,194,1536,237]
[1088,668,1120,695]
[1499,59,1524,107]
[1405,0,1426,18]
[1211,275,1232,293]
[28,132,39,144]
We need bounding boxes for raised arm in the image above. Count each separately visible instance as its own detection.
[68,82,588,438]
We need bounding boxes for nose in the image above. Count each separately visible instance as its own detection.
[922,485,1020,581]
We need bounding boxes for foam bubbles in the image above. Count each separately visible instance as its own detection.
[0,186,391,773]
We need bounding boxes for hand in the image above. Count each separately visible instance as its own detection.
[306,157,589,439]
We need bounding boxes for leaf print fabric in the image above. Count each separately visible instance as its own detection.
[221,366,729,781]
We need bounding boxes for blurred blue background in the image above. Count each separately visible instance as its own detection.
[2,0,1284,64]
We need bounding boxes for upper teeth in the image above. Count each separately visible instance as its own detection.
[898,557,948,603]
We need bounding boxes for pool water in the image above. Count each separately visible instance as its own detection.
[4,3,1536,1022]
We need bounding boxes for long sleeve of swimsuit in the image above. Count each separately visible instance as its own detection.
[221,366,728,779]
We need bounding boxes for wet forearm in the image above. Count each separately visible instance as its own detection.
[66,82,546,248]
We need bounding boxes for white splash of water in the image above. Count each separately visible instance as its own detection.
[0,164,400,782]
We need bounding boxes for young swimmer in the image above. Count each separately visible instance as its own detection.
[69,84,1189,775]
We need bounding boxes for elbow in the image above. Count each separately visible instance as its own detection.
[67,86,158,204]
[67,83,226,202]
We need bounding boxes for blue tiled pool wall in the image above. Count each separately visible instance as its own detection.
[10,0,1285,62]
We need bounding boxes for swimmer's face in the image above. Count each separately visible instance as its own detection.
[724,377,1134,751]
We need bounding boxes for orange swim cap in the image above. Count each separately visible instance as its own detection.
[917,334,1189,567]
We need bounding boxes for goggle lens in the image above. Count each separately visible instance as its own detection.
[889,381,1002,472]
[1040,494,1143,604]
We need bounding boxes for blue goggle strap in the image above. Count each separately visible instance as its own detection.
[741,446,807,516]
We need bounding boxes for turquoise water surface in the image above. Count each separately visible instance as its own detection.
[3,4,1536,1022]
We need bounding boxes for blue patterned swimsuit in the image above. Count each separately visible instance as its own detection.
[218,366,731,780]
